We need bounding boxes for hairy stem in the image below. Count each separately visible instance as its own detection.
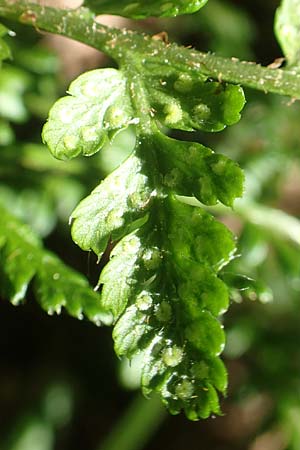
[1,1,300,98]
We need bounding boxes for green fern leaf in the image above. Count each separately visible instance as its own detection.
[42,69,135,160]
[70,152,153,257]
[43,64,245,419]
[149,132,244,207]
[99,197,235,419]
[143,67,245,132]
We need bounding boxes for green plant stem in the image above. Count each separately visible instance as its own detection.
[1,1,300,98]
[97,394,166,450]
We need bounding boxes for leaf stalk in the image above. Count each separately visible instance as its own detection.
[1,1,300,98]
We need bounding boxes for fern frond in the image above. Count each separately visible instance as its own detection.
[0,204,112,325]
[43,59,245,419]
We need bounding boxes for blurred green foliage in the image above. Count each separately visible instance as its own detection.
[1,0,300,449]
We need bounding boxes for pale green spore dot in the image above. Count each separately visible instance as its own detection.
[186,145,200,163]
[127,187,150,209]
[163,103,182,124]
[110,175,122,191]
[155,301,172,322]
[160,2,174,12]
[106,208,124,229]
[175,379,194,400]
[211,158,227,175]
[58,108,75,124]
[199,175,217,204]
[81,126,99,142]
[191,361,209,379]
[143,248,161,270]
[190,210,202,228]
[193,103,211,120]
[122,235,141,253]
[162,345,184,367]
[63,135,79,151]
[82,81,98,97]
[173,74,194,93]
[164,168,181,188]
[105,106,126,128]
[136,291,153,311]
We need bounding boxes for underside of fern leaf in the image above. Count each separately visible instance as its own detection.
[43,62,245,419]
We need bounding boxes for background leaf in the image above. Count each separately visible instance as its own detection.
[83,0,208,18]
[275,0,300,67]
[0,65,31,123]
[0,205,112,325]
[0,23,11,64]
